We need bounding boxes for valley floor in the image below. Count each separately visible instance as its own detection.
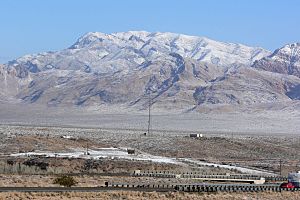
[1,107,300,199]
[1,104,300,135]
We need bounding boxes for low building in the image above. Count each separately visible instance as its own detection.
[127,149,135,154]
[190,133,203,138]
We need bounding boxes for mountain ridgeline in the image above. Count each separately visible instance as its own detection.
[1,31,300,112]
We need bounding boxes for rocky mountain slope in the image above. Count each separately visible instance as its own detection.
[4,31,269,77]
[1,31,300,112]
[252,43,300,101]
[253,43,300,77]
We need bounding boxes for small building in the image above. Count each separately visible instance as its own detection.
[127,149,135,154]
[60,135,76,140]
[190,133,203,138]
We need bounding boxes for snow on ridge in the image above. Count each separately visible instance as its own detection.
[79,31,270,65]
[267,42,300,65]
[78,31,269,51]
[4,31,271,76]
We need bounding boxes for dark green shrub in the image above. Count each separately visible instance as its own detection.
[53,175,77,187]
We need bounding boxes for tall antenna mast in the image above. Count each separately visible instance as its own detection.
[147,91,151,136]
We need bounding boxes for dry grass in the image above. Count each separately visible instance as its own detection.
[3,134,109,153]
[0,191,300,200]
[0,126,300,199]
[1,125,300,176]
[0,174,224,187]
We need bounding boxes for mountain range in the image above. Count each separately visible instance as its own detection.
[1,31,300,113]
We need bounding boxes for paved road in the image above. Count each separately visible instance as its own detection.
[0,186,173,193]
[1,184,297,193]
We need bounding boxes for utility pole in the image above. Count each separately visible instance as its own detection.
[138,134,140,149]
[147,91,151,136]
[54,153,57,174]
[279,159,282,176]
[86,142,89,155]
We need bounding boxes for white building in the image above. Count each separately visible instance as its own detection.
[189,133,203,138]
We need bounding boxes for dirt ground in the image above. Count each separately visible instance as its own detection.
[0,191,300,200]
[0,125,300,199]
[1,125,300,176]
[0,174,215,187]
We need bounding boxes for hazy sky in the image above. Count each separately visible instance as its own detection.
[0,0,299,63]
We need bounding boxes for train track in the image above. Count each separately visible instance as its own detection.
[107,183,300,192]
[133,171,287,182]
[0,183,299,193]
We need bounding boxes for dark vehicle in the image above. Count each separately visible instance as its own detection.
[280,171,300,188]
[280,182,295,189]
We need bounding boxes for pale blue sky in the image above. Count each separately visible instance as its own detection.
[0,0,299,63]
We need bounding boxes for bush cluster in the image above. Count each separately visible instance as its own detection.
[53,175,77,187]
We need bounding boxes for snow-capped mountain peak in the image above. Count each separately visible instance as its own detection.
[5,31,297,112]
[5,31,271,77]
[252,43,300,77]
[270,43,300,63]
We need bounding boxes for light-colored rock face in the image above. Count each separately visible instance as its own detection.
[1,31,300,112]
[252,43,300,77]
[0,64,15,100]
